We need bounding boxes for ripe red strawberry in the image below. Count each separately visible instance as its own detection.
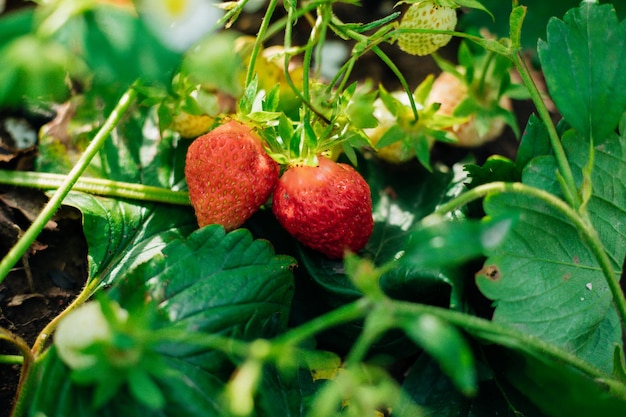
[185,120,279,230]
[397,1,457,56]
[272,156,374,259]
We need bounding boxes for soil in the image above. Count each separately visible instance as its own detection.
[0,1,539,415]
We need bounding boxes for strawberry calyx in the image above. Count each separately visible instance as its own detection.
[365,75,467,168]
[242,79,378,171]
[428,40,524,146]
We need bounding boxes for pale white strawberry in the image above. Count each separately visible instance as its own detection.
[428,71,512,147]
[397,1,457,56]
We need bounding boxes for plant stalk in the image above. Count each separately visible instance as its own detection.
[0,81,139,285]
[0,170,190,205]
[244,0,279,88]
[273,297,372,348]
[1,327,35,417]
[511,52,581,208]
[0,354,23,365]
[31,278,101,356]
[391,301,610,381]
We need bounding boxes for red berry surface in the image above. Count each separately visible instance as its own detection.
[185,120,279,230]
[272,156,374,259]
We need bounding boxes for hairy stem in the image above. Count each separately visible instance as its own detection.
[244,0,279,88]
[273,297,372,348]
[1,327,35,417]
[511,52,581,208]
[371,45,420,120]
[391,301,611,381]
[0,171,190,205]
[32,278,101,356]
[0,81,139,285]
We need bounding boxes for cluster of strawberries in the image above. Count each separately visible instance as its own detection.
[182,1,475,259]
[184,121,374,259]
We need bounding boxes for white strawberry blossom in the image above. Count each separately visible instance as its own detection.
[136,0,224,52]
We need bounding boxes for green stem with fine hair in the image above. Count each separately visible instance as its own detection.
[1,327,35,417]
[244,0,279,88]
[510,51,581,208]
[0,170,190,205]
[273,297,373,348]
[391,301,613,382]
[0,81,140,286]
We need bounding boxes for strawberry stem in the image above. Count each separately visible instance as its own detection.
[511,51,580,208]
[1,327,34,417]
[0,170,190,205]
[475,50,496,100]
[391,300,608,381]
[0,80,140,286]
[244,0,280,89]
[372,45,420,120]
[325,14,420,120]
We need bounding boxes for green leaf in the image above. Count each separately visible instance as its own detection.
[0,8,34,43]
[62,193,196,287]
[38,98,195,289]
[400,314,477,396]
[400,213,515,269]
[127,368,165,410]
[144,226,296,372]
[398,353,527,417]
[27,346,227,416]
[452,0,494,20]
[477,193,622,374]
[476,129,626,373]
[256,366,321,417]
[509,5,527,49]
[486,345,626,417]
[461,0,626,51]
[514,114,552,174]
[344,83,379,129]
[537,2,626,141]
[37,102,189,189]
[180,30,245,98]
[465,155,519,188]
[0,35,80,107]
[26,226,294,415]
[55,4,183,89]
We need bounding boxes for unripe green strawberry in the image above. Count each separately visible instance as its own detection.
[185,120,279,230]
[365,91,418,164]
[397,1,457,56]
[272,156,373,259]
[171,111,215,138]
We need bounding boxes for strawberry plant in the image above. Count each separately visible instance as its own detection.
[0,0,626,416]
